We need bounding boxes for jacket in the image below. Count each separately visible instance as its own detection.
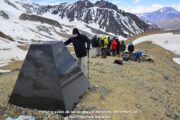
[111,40,117,50]
[101,35,108,48]
[64,34,90,58]
[91,36,100,48]
[128,44,135,52]
[133,52,142,58]
[120,41,126,52]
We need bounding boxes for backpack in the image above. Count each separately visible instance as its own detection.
[101,39,105,47]
[114,59,123,65]
[123,52,130,61]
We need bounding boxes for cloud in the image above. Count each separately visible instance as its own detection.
[112,0,121,4]
[133,0,140,4]
[120,5,164,13]
[173,3,180,11]
[118,3,180,13]
[31,0,62,5]
[15,0,31,3]
[30,0,180,13]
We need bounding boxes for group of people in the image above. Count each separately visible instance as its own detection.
[64,28,137,78]
[91,35,135,59]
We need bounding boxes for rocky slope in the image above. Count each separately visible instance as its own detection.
[19,13,62,28]
[0,41,180,120]
[22,0,155,37]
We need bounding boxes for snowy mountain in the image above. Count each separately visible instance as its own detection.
[0,0,69,66]
[138,7,180,29]
[22,0,155,37]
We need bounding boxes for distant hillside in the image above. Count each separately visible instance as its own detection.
[138,7,180,30]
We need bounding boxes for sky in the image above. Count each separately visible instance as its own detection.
[30,0,180,13]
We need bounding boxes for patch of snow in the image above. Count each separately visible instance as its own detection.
[0,0,25,21]
[0,69,11,73]
[133,33,180,55]
[133,33,180,65]
[0,62,8,67]
[0,38,16,49]
[0,44,27,65]
[0,36,27,67]
[160,9,164,13]
[173,58,180,65]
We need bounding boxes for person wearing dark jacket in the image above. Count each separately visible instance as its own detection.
[96,37,101,56]
[107,36,111,56]
[116,38,120,56]
[91,35,99,58]
[64,28,90,77]
[119,40,126,57]
[128,43,135,60]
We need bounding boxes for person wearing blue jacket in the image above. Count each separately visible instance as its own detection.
[133,51,143,63]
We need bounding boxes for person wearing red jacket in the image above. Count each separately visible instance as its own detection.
[111,38,118,56]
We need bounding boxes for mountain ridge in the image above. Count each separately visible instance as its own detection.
[137,7,180,29]
[21,0,155,37]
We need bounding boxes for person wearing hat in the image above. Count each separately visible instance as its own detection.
[100,34,108,58]
[91,35,99,58]
[128,42,135,60]
[64,28,90,77]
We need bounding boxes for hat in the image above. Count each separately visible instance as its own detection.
[129,42,133,45]
[72,28,80,35]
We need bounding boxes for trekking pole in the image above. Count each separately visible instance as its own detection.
[87,50,90,79]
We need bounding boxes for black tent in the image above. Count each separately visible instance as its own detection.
[9,41,90,111]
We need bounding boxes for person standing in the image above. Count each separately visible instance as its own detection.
[100,34,108,58]
[107,36,111,56]
[64,28,90,77]
[97,37,101,56]
[119,40,126,57]
[91,35,99,58]
[111,38,118,56]
[128,43,135,60]
[116,38,120,56]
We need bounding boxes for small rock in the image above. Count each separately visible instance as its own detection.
[0,107,5,115]
[164,41,169,44]
[164,106,179,120]
[135,103,143,109]
[64,117,68,120]
[89,84,98,92]
[54,114,61,120]
[163,75,172,81]
[12,109,21,117]
[21,110,27,115]
[99,95,105,101]
[42,117,48,120]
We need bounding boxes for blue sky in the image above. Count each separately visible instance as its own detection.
[30,0,180,13]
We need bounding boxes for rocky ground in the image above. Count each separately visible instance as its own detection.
[0,42,180,120]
